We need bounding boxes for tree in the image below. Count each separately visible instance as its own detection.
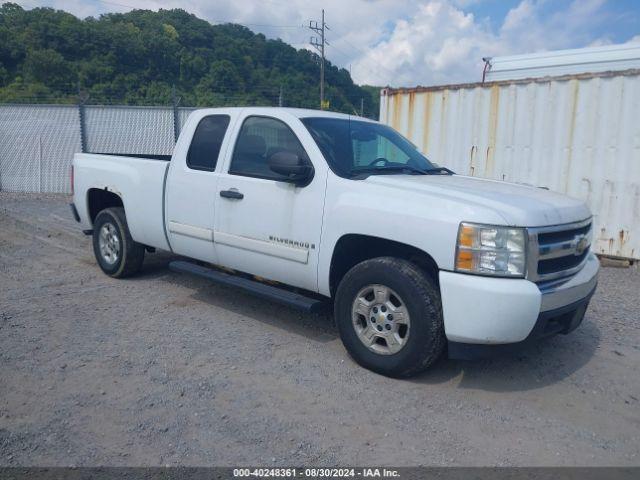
[0,3,380,116]
[23,48,73,87]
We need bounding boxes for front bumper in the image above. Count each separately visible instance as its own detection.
[439,252,599,352]
[538,253,599,311]
[447,286,595,360]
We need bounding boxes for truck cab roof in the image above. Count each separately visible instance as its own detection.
[189,106,375,122]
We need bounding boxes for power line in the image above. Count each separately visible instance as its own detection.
[325,43,391,86]
[305,12,398,86]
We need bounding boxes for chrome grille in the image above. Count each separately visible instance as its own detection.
[527,218,593,283]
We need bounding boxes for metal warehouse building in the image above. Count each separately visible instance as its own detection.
[379,44,640,261]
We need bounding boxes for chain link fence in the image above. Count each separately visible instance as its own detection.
[0,104,197,194]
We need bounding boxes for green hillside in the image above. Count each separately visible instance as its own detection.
[0,3,381,117]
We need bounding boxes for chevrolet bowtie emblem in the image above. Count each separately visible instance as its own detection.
[574,234,588,256]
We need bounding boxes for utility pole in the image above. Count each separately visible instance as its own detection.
[309,9,328,109]
[278,85,283,107]
[360,97,364,117]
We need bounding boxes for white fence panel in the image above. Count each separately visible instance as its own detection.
[178,107,197,132]
[84,105,174,156]
[0,105,81,193]
[0,104,188,194]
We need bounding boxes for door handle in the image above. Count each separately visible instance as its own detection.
[220,189,244,200]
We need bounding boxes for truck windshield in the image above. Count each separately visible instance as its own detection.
[301,117,452,178]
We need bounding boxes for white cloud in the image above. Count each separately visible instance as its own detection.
[352,0,618,86]
[625,35,640,45]
[15,0,634,87]
[351,2,498,86]
[496,0,608,53]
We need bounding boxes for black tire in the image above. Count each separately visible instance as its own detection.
[334,257,444,378]
[92,207,145,278]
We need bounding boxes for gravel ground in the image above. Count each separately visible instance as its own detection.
[0,192,638,467]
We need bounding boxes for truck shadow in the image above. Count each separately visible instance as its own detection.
[127,251,180,279]
[145,254,338,344]
[410,317,601,392]
[188,285,337,344]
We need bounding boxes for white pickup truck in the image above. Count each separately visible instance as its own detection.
[71,107,599,377]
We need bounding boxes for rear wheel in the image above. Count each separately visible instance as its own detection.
[334,257,444,377]
[92,207,144,278]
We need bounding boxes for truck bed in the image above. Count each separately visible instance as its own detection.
[73,153,171,251]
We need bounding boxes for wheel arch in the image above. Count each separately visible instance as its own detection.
[328,234,439,297]
[87,188,124,226]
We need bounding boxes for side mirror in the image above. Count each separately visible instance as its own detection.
[268,151,314,187]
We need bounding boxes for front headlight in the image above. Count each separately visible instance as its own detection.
[455,222,527,277]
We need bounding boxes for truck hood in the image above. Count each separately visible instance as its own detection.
[365,174,591,227]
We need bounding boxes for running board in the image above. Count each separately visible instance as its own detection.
[169,260,327,313]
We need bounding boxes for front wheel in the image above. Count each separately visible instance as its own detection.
[92,207,144,278]
[334,257,444,378]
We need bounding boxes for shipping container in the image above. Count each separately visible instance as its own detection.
[379,69,640,260]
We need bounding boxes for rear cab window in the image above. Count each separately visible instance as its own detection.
[187,115,231,171]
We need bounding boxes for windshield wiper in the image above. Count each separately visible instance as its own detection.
[423,166,455,175]
[350,165,426,176]
[350,165,454,178]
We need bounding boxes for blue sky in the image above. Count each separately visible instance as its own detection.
[14,0,640,86]
[465,0,640,44]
